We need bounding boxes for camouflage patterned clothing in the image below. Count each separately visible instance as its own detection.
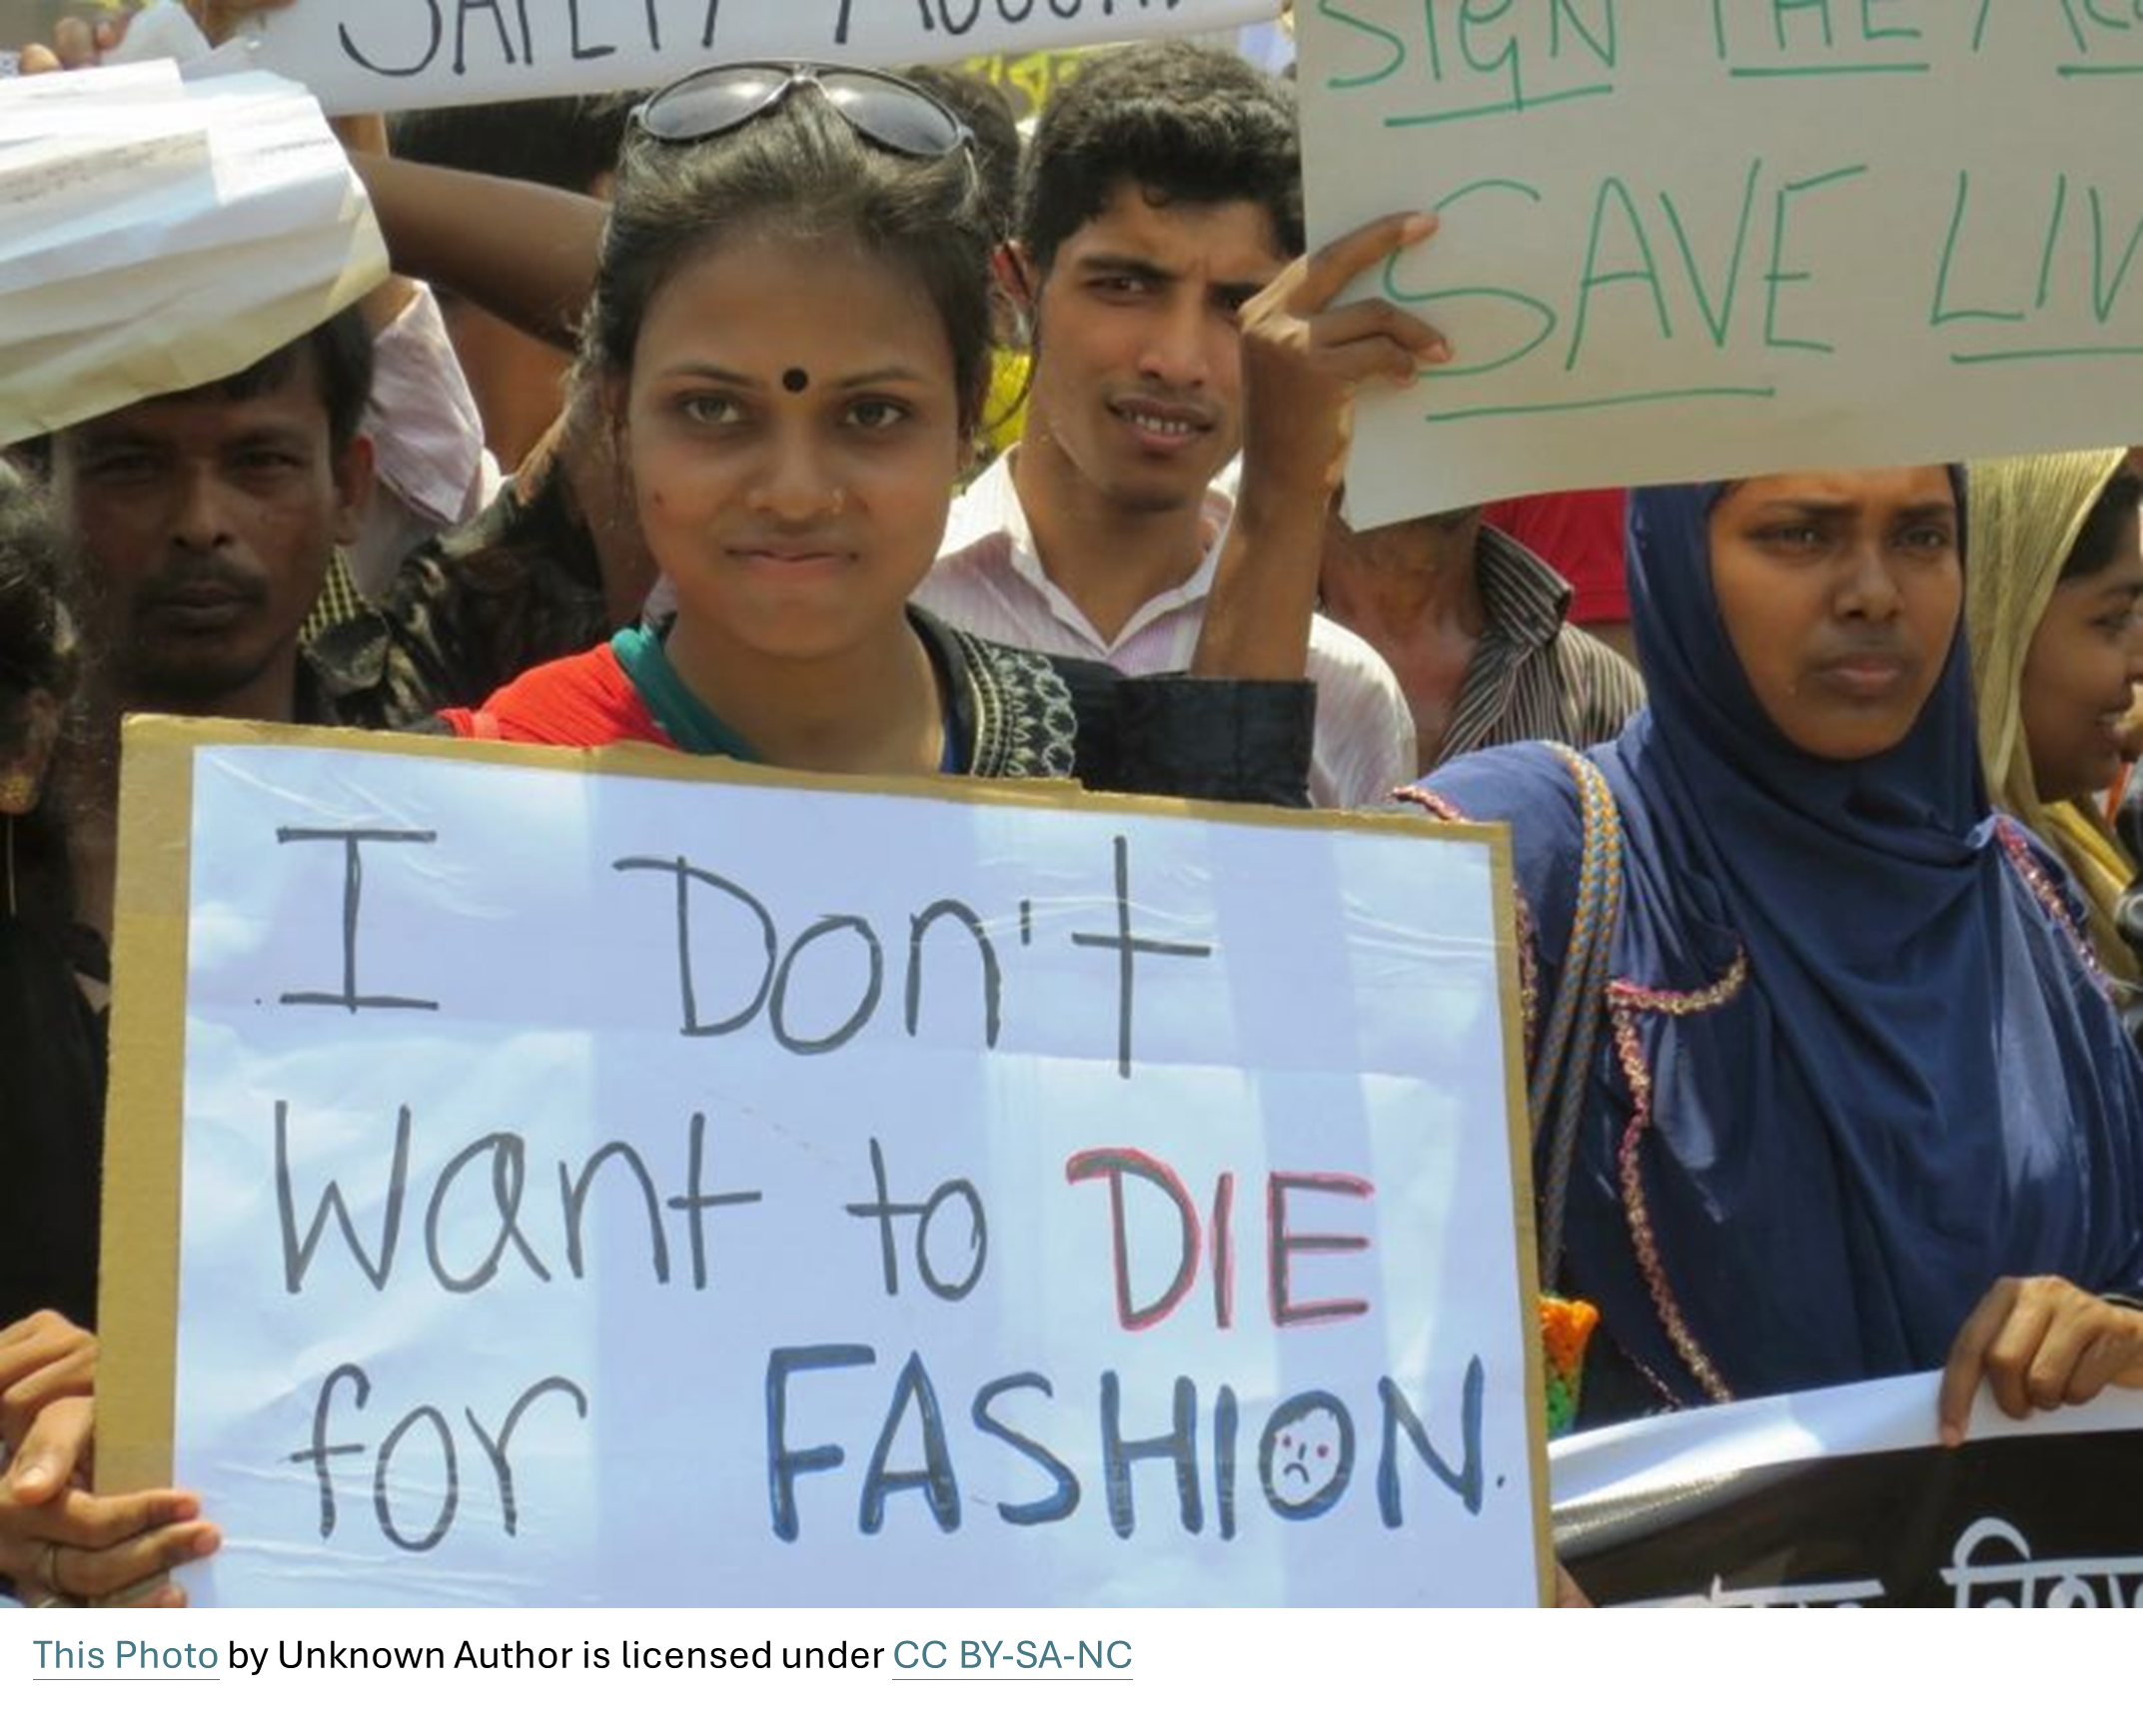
[303,460,608,730]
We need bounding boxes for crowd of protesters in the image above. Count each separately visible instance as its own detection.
[1,2,2139,1608]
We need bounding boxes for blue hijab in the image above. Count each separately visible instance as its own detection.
[1429,481,2143,1410]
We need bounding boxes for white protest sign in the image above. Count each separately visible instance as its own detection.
[101,720,1547,1607]
[227,0,1284,114]
[1298,2,2143,527]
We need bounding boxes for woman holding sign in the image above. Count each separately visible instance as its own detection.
[433,61,1440,794]
[0,47,1442,1608]
[1420,468,2143,1434]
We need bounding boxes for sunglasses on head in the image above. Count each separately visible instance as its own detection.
[632,62,973,159]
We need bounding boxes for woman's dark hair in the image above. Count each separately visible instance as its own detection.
[584,78,998,437]
[0,478,79,720]
[898,64,1021,245]
[0,474,84,924]
[2061,466,2143,580]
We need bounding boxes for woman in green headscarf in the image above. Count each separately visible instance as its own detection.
[1966,449,2143,1000]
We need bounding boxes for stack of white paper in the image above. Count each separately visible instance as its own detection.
[0,60,387,443]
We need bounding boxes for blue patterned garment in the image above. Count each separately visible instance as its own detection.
[1427,481,2143,1415]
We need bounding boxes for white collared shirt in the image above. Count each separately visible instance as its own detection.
[916,451,1416,808]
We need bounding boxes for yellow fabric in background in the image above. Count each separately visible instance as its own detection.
[1965,448,2140,987]
[977,347,1029,465]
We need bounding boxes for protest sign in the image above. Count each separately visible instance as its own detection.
[1551,1375,2143,1607]
[0,61,385,443]
[98,718,1549,1607]
[227,0,1284,114]
[1297,2,2143,527]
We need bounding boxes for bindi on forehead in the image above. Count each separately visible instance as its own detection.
[782,368,809,395]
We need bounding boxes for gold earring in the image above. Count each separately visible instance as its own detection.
[0,772,37,920]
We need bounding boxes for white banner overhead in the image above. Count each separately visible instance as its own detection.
[1297,1,2143,527]
[99,719,1549,1607]
[225,0,1286,114]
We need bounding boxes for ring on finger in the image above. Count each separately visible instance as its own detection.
[40,1539,68,1598]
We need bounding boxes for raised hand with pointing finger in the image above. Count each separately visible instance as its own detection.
[1197,211,1452,681]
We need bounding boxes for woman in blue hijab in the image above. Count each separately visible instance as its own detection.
[1424,467,2143,1431]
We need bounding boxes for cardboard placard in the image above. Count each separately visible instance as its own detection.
[1298,1,2143,525]
[100,719,1548,1607]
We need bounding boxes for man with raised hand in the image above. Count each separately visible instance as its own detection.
[916,42,1418,809]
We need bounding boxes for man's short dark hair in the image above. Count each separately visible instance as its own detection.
[9,306,374,467]
[1016,41,1301,277]
[390,95,639,195]
[182,305,375,455]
